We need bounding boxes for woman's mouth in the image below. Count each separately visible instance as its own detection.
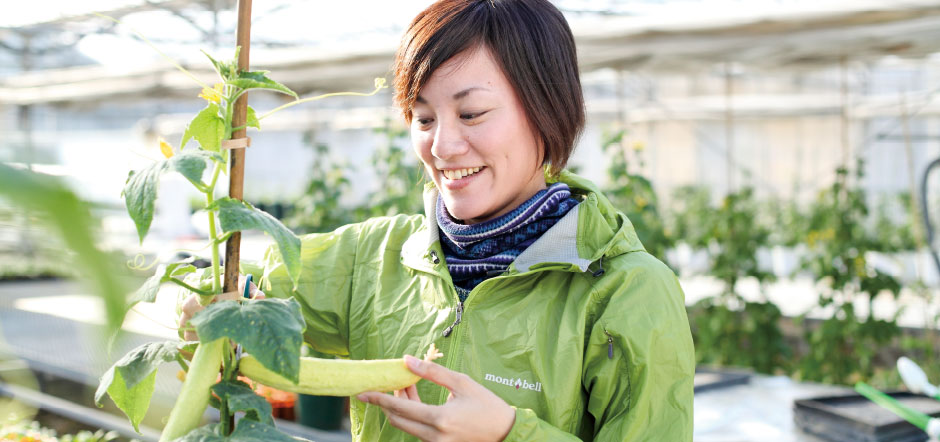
[441,166,484,181]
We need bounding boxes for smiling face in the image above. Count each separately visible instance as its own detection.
[411,45,547,225]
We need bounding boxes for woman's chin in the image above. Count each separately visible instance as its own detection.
[442,201,487,224]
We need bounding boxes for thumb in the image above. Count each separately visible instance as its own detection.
[404,355,471,394]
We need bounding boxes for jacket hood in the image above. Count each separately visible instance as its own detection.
[401,169,646,274]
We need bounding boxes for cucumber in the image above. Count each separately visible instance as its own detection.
[239,345,443,396]
[160,338,225,441]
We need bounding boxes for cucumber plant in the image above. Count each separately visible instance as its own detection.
[94,47,389,441]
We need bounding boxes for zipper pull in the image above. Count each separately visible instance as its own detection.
[442,302,463,337]
[604,330,614,359]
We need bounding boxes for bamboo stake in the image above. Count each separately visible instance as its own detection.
[224,0,252,296]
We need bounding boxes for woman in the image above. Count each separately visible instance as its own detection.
[183,0,694,440]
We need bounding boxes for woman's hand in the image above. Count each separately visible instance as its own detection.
[178,274,265,341]
[356,356,515,442]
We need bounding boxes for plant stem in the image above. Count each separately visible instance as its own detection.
[215,231,234,245]
[258,85,385,121]
[219,344,233,435]
[165,277,214,297]
[160,338,225,441]
[206,161,225,296]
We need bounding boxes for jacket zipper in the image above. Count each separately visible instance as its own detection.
[442,301,463,337]
[604,329,614,359]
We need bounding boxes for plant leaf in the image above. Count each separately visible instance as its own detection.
[181,103,225,152]
[172,420,297,442]
[122,151,216,243]
[214,198,301,288]
[211,380,273,425]
[246,105,260,130]
[189,299,305,383]
[169,151,216,184]
[231,71,298,99]
[171,424,222,442]
[95,341,179,432]
[0,164,129,333]
[129,261,198,306]
[129,271,164,305]
[122,162,165,243]
[201,50,231,81]
[229,419,298,441]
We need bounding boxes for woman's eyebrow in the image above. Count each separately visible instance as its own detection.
[453,86,489,100]
[415,86,491,104]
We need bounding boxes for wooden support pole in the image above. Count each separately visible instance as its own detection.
[224,0,252,295]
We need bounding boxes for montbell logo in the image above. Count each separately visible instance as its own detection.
[484,373,542,392]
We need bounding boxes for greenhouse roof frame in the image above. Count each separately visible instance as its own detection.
[2,0,940,105]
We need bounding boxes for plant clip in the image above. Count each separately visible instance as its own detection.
[221,137,251,150]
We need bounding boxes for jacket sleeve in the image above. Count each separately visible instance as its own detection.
[583,255,695,441]
[257,222,361,358]
[503,255,694,442]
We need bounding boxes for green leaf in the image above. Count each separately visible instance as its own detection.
[246,106,260,130]
[95,341,179,432]
[0,165,129,333]
[129,261,198,306]
[231,71,298,99]
[170,151,217,184]
[122,152,215,243]
[201,50,232,81]
[182,103,226,152]
[229,419,297,442]
[171,424,222,442]
[211,380,273,425]
[214,198,301,288]
[122,164,162,243]
[172,419,296,442]
[130,271,163,305]
[189,299,305,383]
[103,369,155,434]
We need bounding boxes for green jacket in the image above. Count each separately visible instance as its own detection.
[257,171,694,441]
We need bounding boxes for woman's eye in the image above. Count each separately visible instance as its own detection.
[415,118,433,126]
[460,112,482,120]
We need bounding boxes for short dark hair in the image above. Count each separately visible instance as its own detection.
[394,0,585,176]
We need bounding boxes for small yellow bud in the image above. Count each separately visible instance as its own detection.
[159,138,175,158]
[176,369,186,382]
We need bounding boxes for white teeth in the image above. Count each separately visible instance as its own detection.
[442,167,483,180]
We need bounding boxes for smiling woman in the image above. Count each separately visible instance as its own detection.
[177,1,695,441]
[409,46,548,224]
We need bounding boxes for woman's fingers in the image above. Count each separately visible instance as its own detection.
[404,384,420,401]
[394,384,421,401]
[237,274,266,300]
[357,391,438,426]
[382,407,437,441]
[404,355,474,396]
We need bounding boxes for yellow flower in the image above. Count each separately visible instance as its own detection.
[198,83,224,103]
[159,137,175,159]
[632,141,645,152]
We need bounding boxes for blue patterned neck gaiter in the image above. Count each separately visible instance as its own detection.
[436,182,580,301]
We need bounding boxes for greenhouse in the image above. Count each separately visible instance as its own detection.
[1,0,940,441]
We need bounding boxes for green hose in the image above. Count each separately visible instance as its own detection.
[855,381,930,430]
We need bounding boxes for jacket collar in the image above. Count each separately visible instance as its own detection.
[400,169,645,275]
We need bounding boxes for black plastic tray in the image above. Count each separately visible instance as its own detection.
[693,367,751,393]
[794,391,940,442]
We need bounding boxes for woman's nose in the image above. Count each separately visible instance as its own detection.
[430,119,469,160]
